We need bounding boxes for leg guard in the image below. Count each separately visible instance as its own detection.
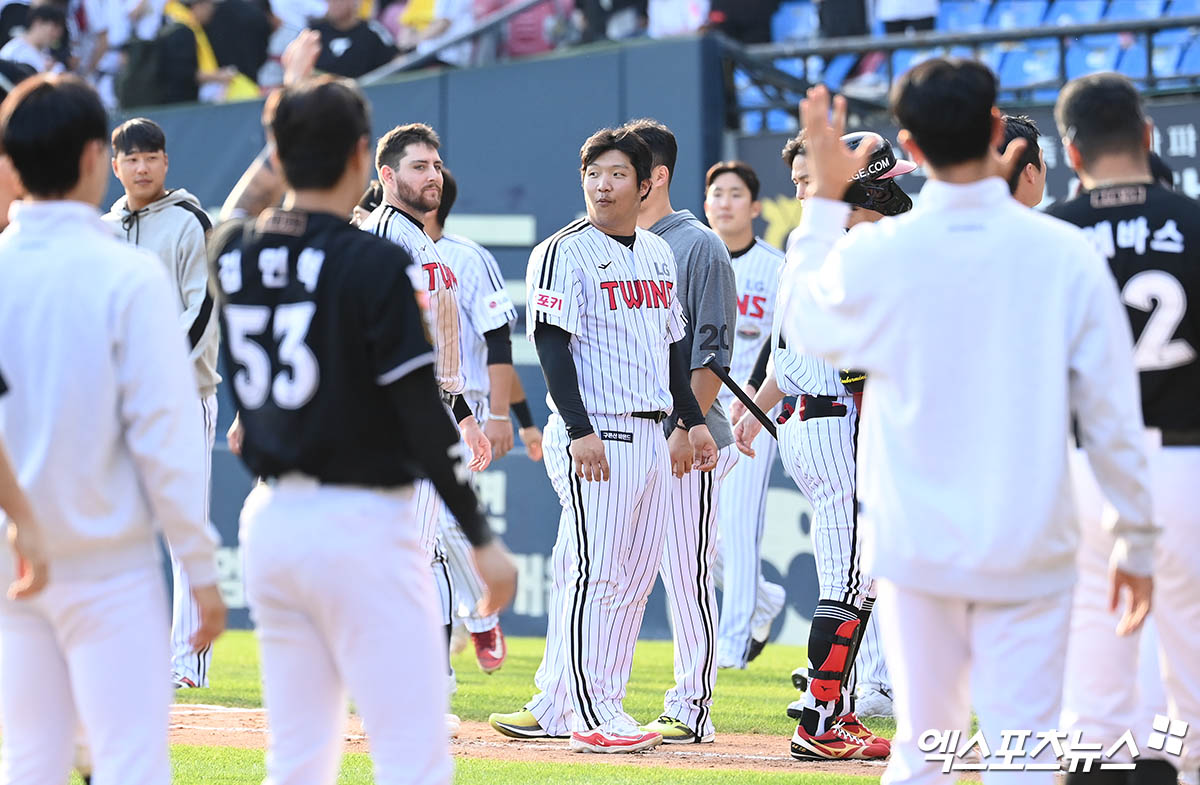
[810,618,860,703]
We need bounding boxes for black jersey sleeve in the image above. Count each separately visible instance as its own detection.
[747,336,772,390]
[359,244,437,386]
[533,322,593,439]
[0,365,7,397]
[670,339,706,429]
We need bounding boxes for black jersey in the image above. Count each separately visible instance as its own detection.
[210,209,435,485]
[1049,183,1200,435]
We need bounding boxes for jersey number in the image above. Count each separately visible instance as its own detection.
[698,324,731,352]
[1121,270,1196,372]
[225,303,320,410]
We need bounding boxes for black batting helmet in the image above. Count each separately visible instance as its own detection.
[841,132,916,216]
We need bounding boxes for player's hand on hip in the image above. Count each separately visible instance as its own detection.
[190,584,227,652]
[729,384,754,426]
[1108,566,1153,636]
[473,539,518,617]
[734,413,762,458]
[6,518,48,599]
[668,426,694,478]
[799,85,876,202]
[570,433,609,482]
[484,417,514,460]
[520,425,544,462]
[459,415,493,471]
[689,424,719,472]
[227,414,244,457]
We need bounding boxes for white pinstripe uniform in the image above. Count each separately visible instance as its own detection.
[360,203,465,626]
[711,238,788,669]
[773,327,889,700]
[524,219,685,735]
[434,233,517,634]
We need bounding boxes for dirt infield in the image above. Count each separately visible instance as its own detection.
[169,704,899,777]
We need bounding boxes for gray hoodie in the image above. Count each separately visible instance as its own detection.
[103,188,221,398]
[648,209,738,449]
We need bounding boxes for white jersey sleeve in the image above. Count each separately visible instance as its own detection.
[527,218,589,338]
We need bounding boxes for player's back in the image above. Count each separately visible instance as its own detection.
[211,209,433,486]
[1048,183,1200,435]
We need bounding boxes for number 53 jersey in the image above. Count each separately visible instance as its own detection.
[209,209,436,486]
[1049,183,1200,433]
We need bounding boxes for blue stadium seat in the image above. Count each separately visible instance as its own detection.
[987,0,1047,28]
[1177,38,1200,74]
[818,54,859,90]
[1153,27,1194,45]
[997,38,1060,87]
[1105,0,1167,19]
[774,57,806,78]
[741,112,764,134]
[766,110,796,132]
[1167,0,1200,14]
[938,1,991,31]
[1046,0,1106,25]
[739,83,769,108]
[771,1,818,42]
[891,48,942,77]
[1066,35,1122,78]
[1118,39,1185,80]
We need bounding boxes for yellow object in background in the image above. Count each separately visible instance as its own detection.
[400,0,435,30]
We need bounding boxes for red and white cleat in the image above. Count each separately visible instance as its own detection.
[790,723,890,761]
[835,712,891,752]
[570,718,663,753]
[471,624,507,674]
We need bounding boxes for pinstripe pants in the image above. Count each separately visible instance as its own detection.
[660,444,739,737]
[526,413,671,735]
[169,393,217,686]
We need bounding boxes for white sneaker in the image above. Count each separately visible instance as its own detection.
[570,716,662,753]
[446,713,461,738]
[856,685,893,719]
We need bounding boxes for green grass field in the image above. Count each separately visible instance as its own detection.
[125,630,912,784]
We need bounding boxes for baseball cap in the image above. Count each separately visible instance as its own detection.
[840,131,916,216]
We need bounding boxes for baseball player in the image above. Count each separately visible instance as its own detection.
[621,118,739,745]
[489,126,718,752]
[700,159,789,670]
[735,129,910,761]
[209,74,517,785]
[358,122,492,652]
[102,117,221,690]
[421,167,519,673]
[0,74,225,785]
[782,73,1155,785]
[1048,73,1198,785]
[998,114,1046,209]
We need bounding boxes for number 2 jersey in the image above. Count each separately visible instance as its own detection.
[210,209,436,485]
[1048,183,1200,435]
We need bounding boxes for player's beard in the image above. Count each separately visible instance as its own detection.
[397,179,441,215]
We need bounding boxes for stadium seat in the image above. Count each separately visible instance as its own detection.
[987,0,1047,28]
[1045,0,1106,25]
[771,1,818,42]
[1153,26,1194,45]
[891,48,943,77]
[938,1,991,31]
[997,38,1060,88]
[1065,35,1122,79]
[1105,0,1167,20]
[1118,39,1185,81]
[766,109,796,132]
[819,54,859,90]
[774,57,806,78]
[1167,0,1200,15]
[1176,38,1200,75]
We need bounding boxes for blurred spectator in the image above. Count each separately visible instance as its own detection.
[575,0,646,43]
[160,0,258,103]
[816,0,866,37]
[205,0,271,79]
[416,0,474,66]
[314,0,397,76]
[0,56,34,94]
[706,0,778,44]
[646,0,705,37]
[876,0,937,34]
[474,0,571,58]
[0,0,28,47]
[0,4,64,71]
[395,0,434,48]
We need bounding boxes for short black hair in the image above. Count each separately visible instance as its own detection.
[891,57,998,169]
[375,122,440,173]
[705,160,760,201]
[579,126,652,187]
[357,179,382,211]
[1000,114,1042,194]
[263,75,370,191]
[111,117,166,156]
[28,4,66,28]
[435,167,457,228]
[623,118,677,184]
[1055,72,1146,169]
[0,74,107,198]
[1149,151,1174,189]
[781,131,807,168]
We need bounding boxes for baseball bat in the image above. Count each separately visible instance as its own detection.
[701,353,777,440]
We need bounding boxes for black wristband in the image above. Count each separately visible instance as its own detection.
[451,394,473,423]
[511,399,534,429]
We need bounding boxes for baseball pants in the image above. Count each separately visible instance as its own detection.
[169,392,217,686]
[877,580,1071,785]
[440,514,498,634]
[526,413,671,735]
[241,477,451,785]
[0,563,172,785]
[659,444,738,738]
[1063,441,1200,777]
[713,421,784,668]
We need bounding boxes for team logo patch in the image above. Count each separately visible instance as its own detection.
[737,324,762,340]
[599,430,633,443]
[484,291,515,315]
[531,288,566,316]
